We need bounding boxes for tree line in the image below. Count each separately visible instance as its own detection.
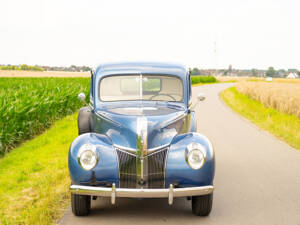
[0,64,92,72]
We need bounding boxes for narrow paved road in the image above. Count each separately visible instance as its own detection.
[60,83,300,225]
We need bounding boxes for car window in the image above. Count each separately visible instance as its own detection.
[99,75,183,102]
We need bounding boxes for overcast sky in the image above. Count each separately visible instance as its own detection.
[0,0,299,69]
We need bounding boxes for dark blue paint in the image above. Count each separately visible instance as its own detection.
[68,133,119,186]
[93,62,189,109]
[165,133,215,187]
[68,62,215,189]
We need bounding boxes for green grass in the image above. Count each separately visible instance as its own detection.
[0,113,78,225]
[221,87,300,150]
[0,78,89,155]
[191,76,216,85]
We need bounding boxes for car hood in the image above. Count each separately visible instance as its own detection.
[94,106,188,151]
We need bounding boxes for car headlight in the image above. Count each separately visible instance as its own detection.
[77,144,98,171]
[185,143,206,170]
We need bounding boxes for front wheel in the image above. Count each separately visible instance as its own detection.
[71,194,91,216]
[192,193,213,216]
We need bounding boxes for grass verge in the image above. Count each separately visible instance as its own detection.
[0,113,78,225]
[220,87,300,150]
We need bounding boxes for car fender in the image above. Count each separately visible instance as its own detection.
[68,133,119,186]
[165,132,215,187]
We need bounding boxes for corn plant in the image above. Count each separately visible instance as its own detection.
[0,78,89,155]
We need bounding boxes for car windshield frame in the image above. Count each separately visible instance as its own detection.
[98,74,184,103]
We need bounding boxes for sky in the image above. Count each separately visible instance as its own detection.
[0,0,299,69]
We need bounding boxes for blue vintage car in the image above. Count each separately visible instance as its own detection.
[69,62,215,216]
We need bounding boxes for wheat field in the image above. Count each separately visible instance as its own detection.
[236,81,300,118]
[217,76,300,84]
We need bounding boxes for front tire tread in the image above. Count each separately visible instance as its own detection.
[71,194,91,216]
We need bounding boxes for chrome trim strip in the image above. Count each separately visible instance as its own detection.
[136,116,148,187]
[111,183,116,204]
[168,184,174,205]
[114,143,170,156]
[114,148,121,188]
[146,144,170,155]
[114,144,136,153]
[114,146,137,157]
[146,146,168,157]
[163,146,170,188]
[70,184,214,199]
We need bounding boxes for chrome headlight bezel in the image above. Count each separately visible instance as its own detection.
[77,144,98,171]
[185,142,206,170]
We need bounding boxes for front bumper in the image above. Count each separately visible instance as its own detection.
[70,184,214,205]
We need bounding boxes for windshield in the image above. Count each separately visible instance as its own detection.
[99,75,183,102]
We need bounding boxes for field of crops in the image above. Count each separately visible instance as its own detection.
[236,81,300,118]
[0,78,89,156]
[0,70,89,77]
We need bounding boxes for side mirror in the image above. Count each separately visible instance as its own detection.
[197,93,206,102]
[78,92,86,102]
[190,93,206,111]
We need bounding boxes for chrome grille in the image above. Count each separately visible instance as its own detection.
[115,146,169,188]
[148,148,168,188]
[116,150,137,188]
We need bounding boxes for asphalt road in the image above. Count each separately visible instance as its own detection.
[59,83,300,225]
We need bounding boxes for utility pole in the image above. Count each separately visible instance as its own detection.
[214,40,218,76]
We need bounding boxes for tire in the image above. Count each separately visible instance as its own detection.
[71,194,91,216]
[78,107,92,135]
[192,193,213,216]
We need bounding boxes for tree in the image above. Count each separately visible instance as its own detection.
[251,69,257,77]
[266,67,276,77]
[191,68,200,75]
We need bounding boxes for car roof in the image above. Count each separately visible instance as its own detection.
[95,62,189,79]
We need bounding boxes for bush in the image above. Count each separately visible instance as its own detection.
[191,76,217,84]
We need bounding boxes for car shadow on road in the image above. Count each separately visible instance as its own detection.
[91,197,191,215]
[86,197,214,223]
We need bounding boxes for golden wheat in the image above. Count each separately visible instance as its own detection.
[217,76,300,84]
[236,81,300,118]
[216,76,264,82]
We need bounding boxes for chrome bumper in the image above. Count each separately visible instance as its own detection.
[70,184,214,205]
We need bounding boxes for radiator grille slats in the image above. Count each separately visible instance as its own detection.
[116,147,168,189]
[148,149,168,188]
[116,150,137,188]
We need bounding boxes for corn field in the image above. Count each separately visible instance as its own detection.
[236,81,300,118]
[0,78,89,155]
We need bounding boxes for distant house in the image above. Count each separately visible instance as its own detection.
[287,72,299,79]
[266,77,273,81]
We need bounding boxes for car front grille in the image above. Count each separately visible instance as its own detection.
[116,150,137,188]
[116,146,169,188]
